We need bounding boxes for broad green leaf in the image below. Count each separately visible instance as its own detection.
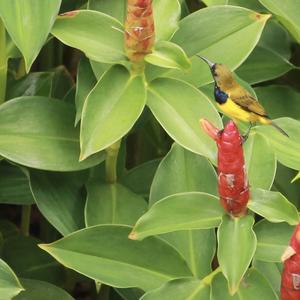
[15,279,74,300]
[0,97,104,171]
[162,230,216,279]
[114,288,144,300]
[254,220,294,262]
[253,260,282,296]
[149,144,217,277]
[217,215,257,295]
[203,0,265,11]
[141,278,210,300]
[0,221,19,239]
[80,65,146,160]
[0,0,61,71]
[258,0,300,43]
[255,86,300,120]
[39,225,192,291]
[248,188,299,225]
[150,143,217,205]
[51,10,126,64]
[88,0,125,23]
[120,159,160,198]
[75,57,97,125]
[90,60,111,80]
[29,170,87,236]
[236,46,294,84]
[0,162,34,205]
[2,235,65,285]
[244,134,276,190]
[147,78,222,162]
[0,258,23,299]
[145,41,191,71]
[85,182,147,226]
[211,269,278,300]
[50,66,74,100]
[153,0,181,41]
[168,6,270,87]
[259,20,292,60]
[130,192,223,240]
[256,118,300,170]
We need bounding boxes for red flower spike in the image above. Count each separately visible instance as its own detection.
[124,0,155,64]
[200,119,249,217]
[281,223,300,300]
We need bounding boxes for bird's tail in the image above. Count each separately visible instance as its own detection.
[270,121,289,137]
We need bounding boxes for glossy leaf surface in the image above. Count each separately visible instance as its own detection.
[85,182,147,226]
[0,97,104,171]
[254,220,294,262]
[147,78,222,162]
[131,192,223,240]
[248,188,299,225]
[40,225,192,291]
[217,215,257,295]
[51,10,125,63]
[0,0,61,71]
[80,65,146,159]
[0,258,23,299]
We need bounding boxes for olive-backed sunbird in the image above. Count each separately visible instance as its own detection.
[197,55,289,137]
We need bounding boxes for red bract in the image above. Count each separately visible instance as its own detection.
[281,223,300,300]
[124,0,155,64]
[200,119,249,216]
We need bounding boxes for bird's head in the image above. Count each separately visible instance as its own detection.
[196,55,235,89]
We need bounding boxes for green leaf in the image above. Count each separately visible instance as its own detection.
[168,6,270,87]
[0,97,104,171]
[141,278,210,300]
[211,269,278,300]
[85,182,147,226]
[88,0,125,23]
[153,0,181,41]
[258,0,300,43]
[255,85,300,120]
[147,78,222,162]
[75,57,97,125]
[15,279,74,300]
[0,0,61,71]
[145,41,190,71]
[253,260,282,296]
[120,159,160,198]
[130,192,223,240]
[150,143,217,205]
[113,288,144,300]
[244,134,276,190]
[292,171,300,183]
[149,144,217,277]
[51,10,126,64]
[217,215,257,295]
[90,60,111,80]
[0,258,23,299]
[254,220,294,262]
[39,225,192,291]
[248,188,299,225]
[80,65,146,160]
[236,46,294,84]
[29,170,87,236]
[0,162,34,205]
[256,118,300,170]
[203,0,265,11]
[2,235,65,286]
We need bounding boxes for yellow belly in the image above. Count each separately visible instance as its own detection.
[217,98,268,124]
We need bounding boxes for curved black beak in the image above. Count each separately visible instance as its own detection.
[196,55,215,69]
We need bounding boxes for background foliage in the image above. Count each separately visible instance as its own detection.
[0,0,299,299]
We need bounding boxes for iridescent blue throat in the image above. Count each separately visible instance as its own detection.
[214,85,228,104]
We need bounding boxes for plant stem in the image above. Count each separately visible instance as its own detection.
[0,18,7,103]
[20,205,31,236]
[105,140,121,184]
[202,266,222,286]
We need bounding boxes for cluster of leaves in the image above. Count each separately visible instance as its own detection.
[0,0,299,299]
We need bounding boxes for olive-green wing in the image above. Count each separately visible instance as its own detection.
[229,87,268,117]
